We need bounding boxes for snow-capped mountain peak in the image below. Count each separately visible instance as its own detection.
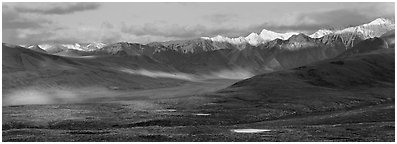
[259,29,299,41]
[309,29,334,38]
[334,17,395,39]
[201,35,246,45]
[201,18,394,46]
[365,18,393,26]
[201,29,300,46]
[62,43,83,51]
[244,32,263,46]
[245,32,260,40]
[308,18,394,39]
[36,42,106,52]
[87,42,106,49]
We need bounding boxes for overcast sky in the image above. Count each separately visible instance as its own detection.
[2,2,395,45]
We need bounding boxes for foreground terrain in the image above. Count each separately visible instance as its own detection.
[2,101,394,141]
[3,48,394,141]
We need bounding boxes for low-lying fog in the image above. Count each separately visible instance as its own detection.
[2,87,122,106]
[3,67,253,106]
[3,69,241,106]
[119,67,254,81]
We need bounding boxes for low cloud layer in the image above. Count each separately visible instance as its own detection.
[265,5,395,33]
[121,22,251,40]
[120,4,395,39]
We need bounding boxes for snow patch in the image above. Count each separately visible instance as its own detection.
[38,44,56,50]
[155,109,177,112]
[231,129,272,133]
[194,113,211,116]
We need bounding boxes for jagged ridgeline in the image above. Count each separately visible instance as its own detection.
[10,18,395,76]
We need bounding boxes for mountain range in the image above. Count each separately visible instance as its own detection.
[24,18,394,53]
[201,18,394,46]
[8,18,394,77]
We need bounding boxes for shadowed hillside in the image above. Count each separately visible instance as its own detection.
[2,43,187,105]
[215,48,394,114]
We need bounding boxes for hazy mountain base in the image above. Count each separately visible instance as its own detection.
[2,48,394,142]
[2,44,255,106]
[3,35,347,106]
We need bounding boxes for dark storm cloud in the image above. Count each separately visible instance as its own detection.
[14,3,101,15]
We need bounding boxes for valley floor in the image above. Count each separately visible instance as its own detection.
[2,79,395,142]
